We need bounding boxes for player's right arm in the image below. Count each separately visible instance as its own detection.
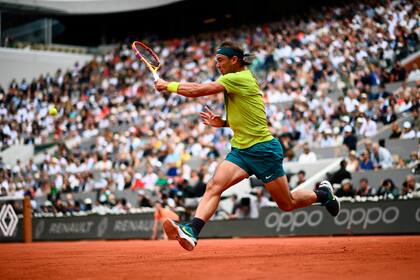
[155,79,225,97]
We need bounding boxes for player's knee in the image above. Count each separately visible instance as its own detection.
[278,202,294,212]
[205,180,223,196]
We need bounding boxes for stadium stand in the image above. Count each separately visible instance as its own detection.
[0,0,419,219]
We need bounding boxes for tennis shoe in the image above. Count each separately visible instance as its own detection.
[319,180,340,217]
[163,219,197,251]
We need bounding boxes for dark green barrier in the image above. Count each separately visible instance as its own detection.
[2,200,420,242]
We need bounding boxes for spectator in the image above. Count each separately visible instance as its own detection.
[359,116,377,138]
[356,178,376,196]
[390,62,407,82]
[330,160,352,185]
[407,152,419,168]
[395,155,407,169]
[116,198,132,211]
[401,121,416,139]
[298,143,317,164]
[231,197,253,219]
[142,166,159,191]
[227,194,239,219]
[412,108,420,132]
[371,84,391,100]
[359,150,374,171]
[294,170,306,188]
[343,125,357,151]
[389,122,402,139]
[377,179,400,199]
[380,106,397,125]
[184,171,206,198]
[130,173,145,190]
[137,189,153,208]
[346,150,360,173]
[371,143,393,169]
[0,186,7,196]
[403,175,420,193]
[335,178,355,198]
[250,188,270,218]
[407,64,420,82]
[319,129,334,147]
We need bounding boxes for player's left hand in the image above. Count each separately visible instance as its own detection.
[200,106,225,128]
[155,79,168,92]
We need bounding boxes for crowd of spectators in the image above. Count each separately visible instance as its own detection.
[0,0,419,217]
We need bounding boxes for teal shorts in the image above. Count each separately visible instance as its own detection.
[226,138,285,183]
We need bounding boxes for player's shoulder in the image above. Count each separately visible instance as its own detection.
[220,69,253,81]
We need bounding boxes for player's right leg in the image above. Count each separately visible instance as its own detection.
[163,160,248,251]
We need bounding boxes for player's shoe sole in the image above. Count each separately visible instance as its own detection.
[163,219,197,251]
[319,180,341,217]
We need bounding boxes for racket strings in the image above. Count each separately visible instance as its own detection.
[136,44,160,68]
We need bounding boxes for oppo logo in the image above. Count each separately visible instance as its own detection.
[265,210,323,232]
[335,207,399,229]
[415,208,420,223]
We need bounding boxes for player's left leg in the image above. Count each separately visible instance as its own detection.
[265,175,316,211]
[265,176,340,216]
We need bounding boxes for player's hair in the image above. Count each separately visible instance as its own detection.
[218,41,255,66]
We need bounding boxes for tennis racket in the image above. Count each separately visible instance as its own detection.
[131,41,160,81]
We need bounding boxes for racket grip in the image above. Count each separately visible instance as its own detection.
[152,71,160,81]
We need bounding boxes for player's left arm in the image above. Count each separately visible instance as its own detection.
[155,79,225,97]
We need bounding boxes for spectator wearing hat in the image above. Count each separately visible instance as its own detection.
[343,125,357,151]
[335,178,355,198]
[320,129,334,147]
[356,178,376,197]
[401,121,415,139]
[130,173,145,190]
[358,93,369,113]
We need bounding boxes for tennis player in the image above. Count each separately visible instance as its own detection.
[154,41,340,251]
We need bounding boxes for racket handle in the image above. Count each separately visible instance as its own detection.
[152,71,160,81]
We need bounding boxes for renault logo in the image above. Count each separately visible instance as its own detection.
[0,204,18,237]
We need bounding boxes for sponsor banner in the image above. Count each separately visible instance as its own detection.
[32,213,155,241]
[2,200,420,242]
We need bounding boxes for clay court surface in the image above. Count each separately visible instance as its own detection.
[1,236,420,280]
